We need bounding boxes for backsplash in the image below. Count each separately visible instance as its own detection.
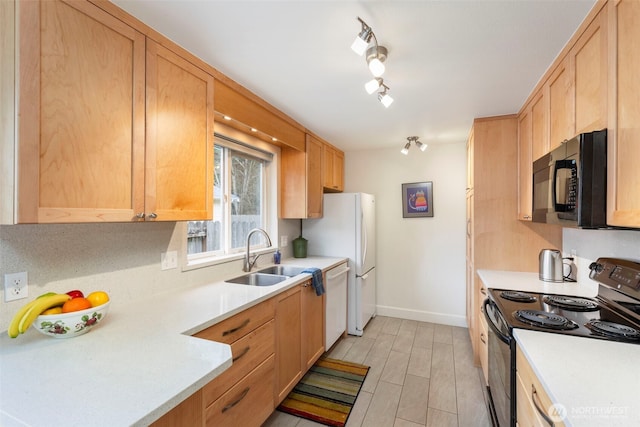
[0,219,300,331]
[563,227,640,284]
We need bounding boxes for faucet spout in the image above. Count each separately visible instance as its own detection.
[243,228,273,272]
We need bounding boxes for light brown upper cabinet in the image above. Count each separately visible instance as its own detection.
[530,91,549,163]
[322,144,344,192]
[517,108,533,221]
[9,0,213,223]
[146,40,214,221]
[607,0,640,227]
[280,134,323,219]
[548,56,575,151]
[573,6,608,135]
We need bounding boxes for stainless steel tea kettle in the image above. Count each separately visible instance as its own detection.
[539,249,563,282]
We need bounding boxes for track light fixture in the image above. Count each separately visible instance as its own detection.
[352,17,395,106]
[401,136,426,155]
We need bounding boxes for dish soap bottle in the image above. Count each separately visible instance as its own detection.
[274,249,281,264]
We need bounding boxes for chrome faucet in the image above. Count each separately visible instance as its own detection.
[243,228,273,272]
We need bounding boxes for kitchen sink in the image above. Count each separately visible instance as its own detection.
[225,272,289,287]
[256,265,307,277]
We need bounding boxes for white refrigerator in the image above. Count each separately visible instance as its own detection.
[304,193,376,336]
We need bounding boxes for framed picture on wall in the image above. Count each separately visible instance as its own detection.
[401,181,434,218]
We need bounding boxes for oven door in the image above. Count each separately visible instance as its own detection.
[483,298,516,427]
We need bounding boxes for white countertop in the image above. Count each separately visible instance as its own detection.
[477,269,598,297]
[0,257,345,427]
[478,269,640,426]
[515,329,640,426]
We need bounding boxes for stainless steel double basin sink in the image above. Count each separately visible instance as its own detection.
[225,265,308,286]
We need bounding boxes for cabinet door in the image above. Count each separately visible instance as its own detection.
[306,135,323,218]
[608,0,640,227]
[466,128,474,190]
[302,280,324,371]
[275,285,302,404]
[334,150,345,192]
[530,91,548,162]
[517,110,532,221]
[17,0,146,223]
[146,40,214,221]
[322,144,336,190]
[573,7,608,135]
[548,56,575,151]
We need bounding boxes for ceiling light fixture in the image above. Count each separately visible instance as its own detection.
[401,136,426,155]
[378,84,393,108]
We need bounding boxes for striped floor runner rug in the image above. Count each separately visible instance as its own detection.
[277,357,370,427]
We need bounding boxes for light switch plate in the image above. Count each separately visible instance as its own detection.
[161,251,178,270]
[280,235,288,247]
[4,272,28,302]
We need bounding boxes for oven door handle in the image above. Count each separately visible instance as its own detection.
[483,298,512,345]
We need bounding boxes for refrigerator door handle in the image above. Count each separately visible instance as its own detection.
[361,210,368,268]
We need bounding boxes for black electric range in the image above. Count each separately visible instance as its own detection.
[483,258,640,427]
[488,258,640,343]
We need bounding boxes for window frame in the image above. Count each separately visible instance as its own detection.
[182,128,279,271]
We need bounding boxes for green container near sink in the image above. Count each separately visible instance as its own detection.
[292,235,307,258]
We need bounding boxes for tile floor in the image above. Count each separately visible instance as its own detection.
[263,316,491,427]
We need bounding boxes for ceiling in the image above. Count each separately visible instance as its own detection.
[112,0,596,152]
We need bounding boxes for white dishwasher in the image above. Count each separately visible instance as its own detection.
[324,262,349,350]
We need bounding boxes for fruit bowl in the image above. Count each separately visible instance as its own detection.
[34,301,110,338]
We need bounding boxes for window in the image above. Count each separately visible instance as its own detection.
[187,134,273,262]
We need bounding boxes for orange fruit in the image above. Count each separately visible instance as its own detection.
[62,297,92,313]
[41,307,63,315]
[86,291,110,307]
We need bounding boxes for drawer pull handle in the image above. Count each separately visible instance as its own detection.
[480,333,486,344]
[531,384,555,426]
[222,387,250,413]
[223,319,250,336]
[232,346,250,362]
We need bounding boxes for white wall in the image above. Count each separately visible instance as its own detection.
[344,143,468,327]
[563,228,640,285]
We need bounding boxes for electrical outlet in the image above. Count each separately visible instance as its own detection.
[280,235,288,247]
[4,272,28,302]
[161,251,178,271]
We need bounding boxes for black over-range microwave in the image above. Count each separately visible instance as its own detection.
[532,129,607,228]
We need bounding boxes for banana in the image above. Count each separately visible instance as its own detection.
[16,294,71,335]
[7,299,39,338]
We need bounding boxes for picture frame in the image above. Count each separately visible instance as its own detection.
[402,181,434,218]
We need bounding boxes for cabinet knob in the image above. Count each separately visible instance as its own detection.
[523,215,531,220]
[135,213,145,219]
[148,213,158,219]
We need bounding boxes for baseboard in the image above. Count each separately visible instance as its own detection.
[375,305,468,328]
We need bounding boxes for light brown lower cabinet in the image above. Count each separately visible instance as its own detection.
[275,285,303,404]
[516,345,565,427]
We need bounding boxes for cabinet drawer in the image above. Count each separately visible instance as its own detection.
[194,298,274,344]
[203,319,274,406]
[516,347,565,426]
[205,354,275,427]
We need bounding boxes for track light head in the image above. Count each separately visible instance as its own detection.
[365,78,383,94]
[366,45,387,77]
[401,142,411,155]
[416,141,428,152]
[378,84,393,108]
[351,18,373,56]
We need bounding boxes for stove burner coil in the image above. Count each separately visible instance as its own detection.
[586,320,640,341]
[500,291,536,302]
[514,310,578,330]
[542,295,599,312]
